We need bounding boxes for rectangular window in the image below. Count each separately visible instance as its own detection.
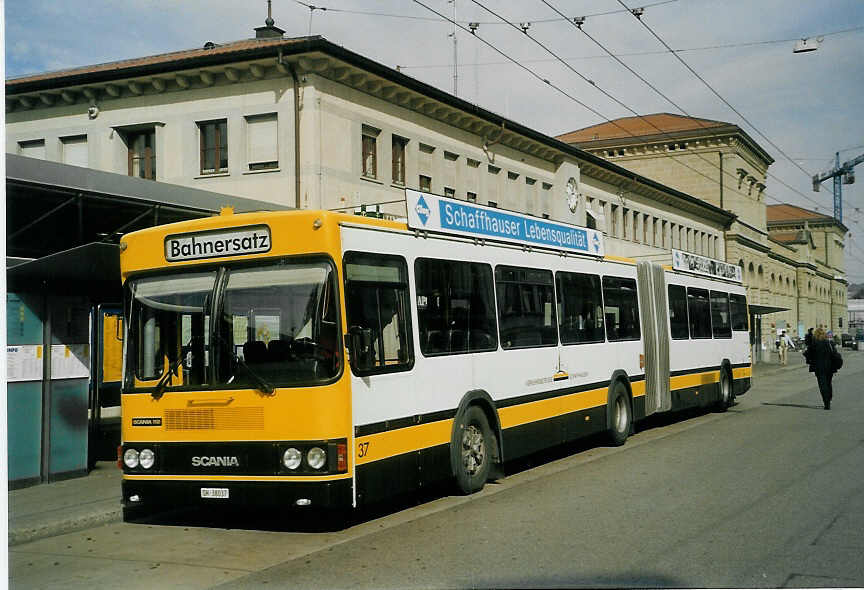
[556,272,604,344]
[245,113,278,171]
[18,139,46,160]
[495,266,557,349]
[392,135,408,185]
[487,201,497,208]
[61,135,88,168]
[687,287,712,339]
[467,192,477,203]
[603,276,640,341]
[444,150,459,161]
[127,129,156,180]
[344,252,413,375]
[419,175,432,192]
[199,119,228,175]
[444,187,455,198]
[419,143,435,154]
[361,125,379,179]
[710,291,732,338]
[507,171,519,181]
[729,294,748,331]
[467,158,481,168]
[668,284,690,339]
[415,259,497,355]
[488,165,500,175]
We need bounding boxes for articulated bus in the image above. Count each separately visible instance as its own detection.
[119,190,750,519]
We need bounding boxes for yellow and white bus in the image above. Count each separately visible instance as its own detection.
[119,190,751,518]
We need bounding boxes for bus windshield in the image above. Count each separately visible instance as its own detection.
[125,259,341,393]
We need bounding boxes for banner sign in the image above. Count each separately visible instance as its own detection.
[405,189,604,257]
[165,225,271,262]
[672,249,742,282]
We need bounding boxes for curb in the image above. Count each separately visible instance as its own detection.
[8,503,123,547]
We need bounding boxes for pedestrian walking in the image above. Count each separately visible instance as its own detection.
[804,327,814,347]
[778,330,795,365]
[803,327,840,410]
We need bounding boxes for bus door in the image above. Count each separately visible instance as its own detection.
[343,251,417,503]
[636,262,671,416]
[89,305,123,466]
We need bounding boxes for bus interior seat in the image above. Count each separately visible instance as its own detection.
[268,338,293,361]
[243,340,268,363]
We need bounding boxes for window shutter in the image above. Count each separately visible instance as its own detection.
[62,136,88,168]
[246,114,278,168]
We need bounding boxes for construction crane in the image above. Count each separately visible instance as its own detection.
[812,151,864,222]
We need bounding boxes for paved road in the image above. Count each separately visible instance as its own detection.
[10,354,864,588]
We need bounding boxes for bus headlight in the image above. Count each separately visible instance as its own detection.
[123,448,140,469]
[283,447,302,470]
[307,447,326,470]
[139,448,155,470]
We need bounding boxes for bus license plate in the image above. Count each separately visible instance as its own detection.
[200,487,229,499]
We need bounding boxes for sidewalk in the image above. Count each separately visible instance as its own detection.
[8,461,122,546]
[3,352,824,547]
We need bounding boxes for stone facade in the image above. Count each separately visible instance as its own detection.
[560,114,848,357]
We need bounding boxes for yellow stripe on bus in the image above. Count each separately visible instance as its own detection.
[732,366,752,379]
[670,370,720,390]
[355,419,454,466]
[499,387,607,430]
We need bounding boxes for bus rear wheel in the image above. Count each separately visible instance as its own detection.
[715,367,733,412]
[608,382,632,446]
[453,405,492,495]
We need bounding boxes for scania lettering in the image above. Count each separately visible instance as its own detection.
[191,456,240,468]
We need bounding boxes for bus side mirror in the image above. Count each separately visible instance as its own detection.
[346,326,374,373]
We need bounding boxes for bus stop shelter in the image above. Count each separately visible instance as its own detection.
[6,154,287,488]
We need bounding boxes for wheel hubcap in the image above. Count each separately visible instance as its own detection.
[462,424,486,476]
[615,396,628,433]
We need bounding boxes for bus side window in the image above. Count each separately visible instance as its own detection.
[495,266,557,349]
[687,287,712,339]
[556,271,605,344]
[344,252,413,375]
[415,258,497,356]
[602,276,640,342]
[668,284,689,339]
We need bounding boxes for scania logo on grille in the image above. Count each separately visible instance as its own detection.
[191,456,240,467]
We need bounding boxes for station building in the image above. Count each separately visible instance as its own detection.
[558,114,848,353]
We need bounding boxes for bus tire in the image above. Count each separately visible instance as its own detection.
[452,405,492,495]
[607,381,632,447]
[715,365,733,412]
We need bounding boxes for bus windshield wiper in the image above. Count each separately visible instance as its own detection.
[152,356,184,400]
[235,357,275,395]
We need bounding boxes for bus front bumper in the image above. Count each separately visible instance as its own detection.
[122,477,353,512]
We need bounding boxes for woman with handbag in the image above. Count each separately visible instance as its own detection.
[803,327,841,410]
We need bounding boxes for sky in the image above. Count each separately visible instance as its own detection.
[4,0,864,282]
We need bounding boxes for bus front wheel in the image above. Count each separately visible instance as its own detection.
[453,405,492,495]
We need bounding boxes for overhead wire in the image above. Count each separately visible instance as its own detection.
[615,0,816,182]
[459,0,834,217]
[396,25,864,70]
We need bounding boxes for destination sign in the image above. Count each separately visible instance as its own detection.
[165,225,271,262]
[672,249,742,282]
[406,189,604,257]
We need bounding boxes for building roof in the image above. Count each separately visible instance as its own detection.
[556,113,728,143]
[556,112,774,166]
[6,37,298,90]
[767,204,832,222]
[771,230,811,245]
